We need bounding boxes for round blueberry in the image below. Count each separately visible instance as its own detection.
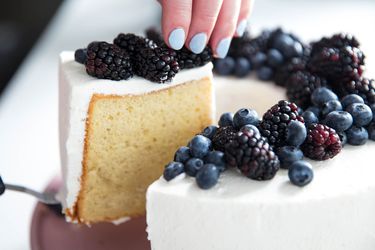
[257,66,274,81]
[285,120,307,147]
[267,49,284,67]
[163,162,184,181]
[346,103,373,127]
[218,112,234,127]
[367,123,375,141]
[240,124,260,135]
[276,146,304,169]
[324,111,353,132]
[0,175,5,195]
[214,57,235,75]
[204,151,226,172]
[341,94,364,109]
[233,108,259,129]
[321,100,343,117]
[185,158,204,177]
[196,164,220,189]
[174,146,191,163]
[288,161,314,187]
[284,41,304,58]
[234,57,252,77]
[305,106,321,117]
[74,48,87,64]
[273,34,295,55]
[346,126,369,146]
[201,125,218,140]
[188,135,212,158]
[251,52,267,69]
[337,132,348,146]
[302,111,319,127]
[311,87,338,107]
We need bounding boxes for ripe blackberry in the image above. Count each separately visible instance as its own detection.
[177,46,213,70]
[85,41,133,80]
[334,77,375,105]
[301,124,342,161]
[273,57,308,86]
[114,33,157,57]
[225,130,280,180]
[228,32,259,59]
[145,27,164,46]
[259,100,304,147]
[212,126,237,152]
[286,71,328,109]
[308,46,365,81]
[134,46,180,83]
[311,33,360,55]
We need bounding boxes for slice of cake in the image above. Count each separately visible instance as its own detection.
[59,51,214,223]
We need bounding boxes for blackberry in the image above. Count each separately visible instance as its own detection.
[134,46,180,83]
[308,46,365,81]
[177,46,213,70]
[260,100,304,147]
[311,33,360,55]
[228,32,260,59]
[334,77,375,105]
[85,41,133,80]
[114,33,157,57]
[212,126,237,152]
[225,130,280,180]
[274,57,308,86]
[286,71,328,109]
[301,124,342,161]
[145,27,164,46]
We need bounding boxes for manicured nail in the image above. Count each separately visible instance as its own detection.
[236,20,247,37]
[189,33,207,54]
[216,38,232,58]
[168,28,185,50]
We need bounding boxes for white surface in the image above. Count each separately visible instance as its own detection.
[0,0,374,249]
[59,51,213,221]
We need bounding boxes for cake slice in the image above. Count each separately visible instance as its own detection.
[59,51,214,223]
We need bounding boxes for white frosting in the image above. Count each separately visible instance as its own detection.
[58,51,213,221]
[146,77,375,250]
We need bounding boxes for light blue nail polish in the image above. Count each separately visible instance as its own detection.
[168,28,185,50]
[189,33,207,54]
[236,20,247,37]
[216,38,232,58]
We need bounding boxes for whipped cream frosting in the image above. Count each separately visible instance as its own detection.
[58,51,213,222]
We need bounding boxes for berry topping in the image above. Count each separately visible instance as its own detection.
[301,124,342,161]
[321,100,343,117]
[218,112,234,127]
[311,87,338,107]
[302,111,319,127]
[276,146,304,169]
[233,108,259,129]
[204,151,226,172]
[163,162,184,181]
[185,158,204,177]
[188,135,212,159]
[196,164,220,189]
[346,126,369,145]
[74,48,87,64]
[174,146,191,163]
[288,161,314,187]
[324,111,353,132]
[285,120,307,147]
[114,33,157,57]
[145,27,164,45]
[345,103,373,127]
[341,94,365,109]
[177,46,213,70]
[85,41,133,81]
[201,126,218,140]
[212,126,237,152]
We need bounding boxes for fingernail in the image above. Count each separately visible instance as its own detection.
[168,28,185,50]
[189,33,207,54]
[216,38,232,58]
[236,20,247,37]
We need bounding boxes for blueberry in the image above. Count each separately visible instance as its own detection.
[214,57,235,75]
[370,104,375,122]
[257,66,274,81]
[196,164,220,189]
[324,111,353,132]
[288,161,314,187]
[311,87,338,107]
[302,111,319,127]
[267,49,284,67]
[174,146,191,163]
[285,120,307,147]
[321,100,342,117]
[188,135,212,158]
[204,151,226,172]
[234,57,252,77]
[341,94,364,109]
[276,146,304,169]
[305,106,321,117]
[201,126,218,140]
[218,112,234,127]
[163,162,184,181]
[367,123,375,141]
[284,41,304,58]
[0,175,5,195]
[74,48,87,64]
[185,158,204,177]
[346,103,373,127]
[240,124,260,135]
[251,52,267,69]
[338,132,348,146]
[233,108,259,129]
[273,34,295,55]
[346,126,369,145]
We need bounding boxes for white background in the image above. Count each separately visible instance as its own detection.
[0,0,374,249]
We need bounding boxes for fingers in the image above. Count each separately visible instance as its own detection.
[210,0,242,58]
[185,0,223,54]
[235,0,254,37]
[161,0,193,50]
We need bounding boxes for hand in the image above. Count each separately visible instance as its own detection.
[159,0,254,58]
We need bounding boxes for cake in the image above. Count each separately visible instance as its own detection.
[59,51,215,223]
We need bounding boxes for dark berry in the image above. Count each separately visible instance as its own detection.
[346,103,373,127]
[285,120,307,147]
[305,106,321,117]
[274,57,307,87]
[346,126,368,145]
[145,27,164,45]
[218,112,234,127]
[311,33,360,55]
[302,111,319,127]
[276,146,304,169]
[240,124,260,135]
[204,151,226,172]
[324,111,353,132]
[301,124,342,160]
[177,46,213,70]
[114,33,157,57]
[201,126,218,140]
[338,132,348,146]
[196,164,220,189]
[334,78,374,106]
[321,100,343,117]
[284,41,304,58]
[163,162,184,181]
[233,108,259,129]
[214,57,235,75]
[288,161,314,187]
[371,104,375,121]
[74,48,87,64]
[174,146,191,163]
[185,158,204,177]
[273,34,294,55]
[341,94,365,109]
[234,57,252,77]
[267,49,284,67]
[257,66,274,81]
[311,87,338,107]
[367,122,375,141]
[188,135,212,159]
[0,175,5,195]
[212,126,237,152]
[251,52,267,69]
